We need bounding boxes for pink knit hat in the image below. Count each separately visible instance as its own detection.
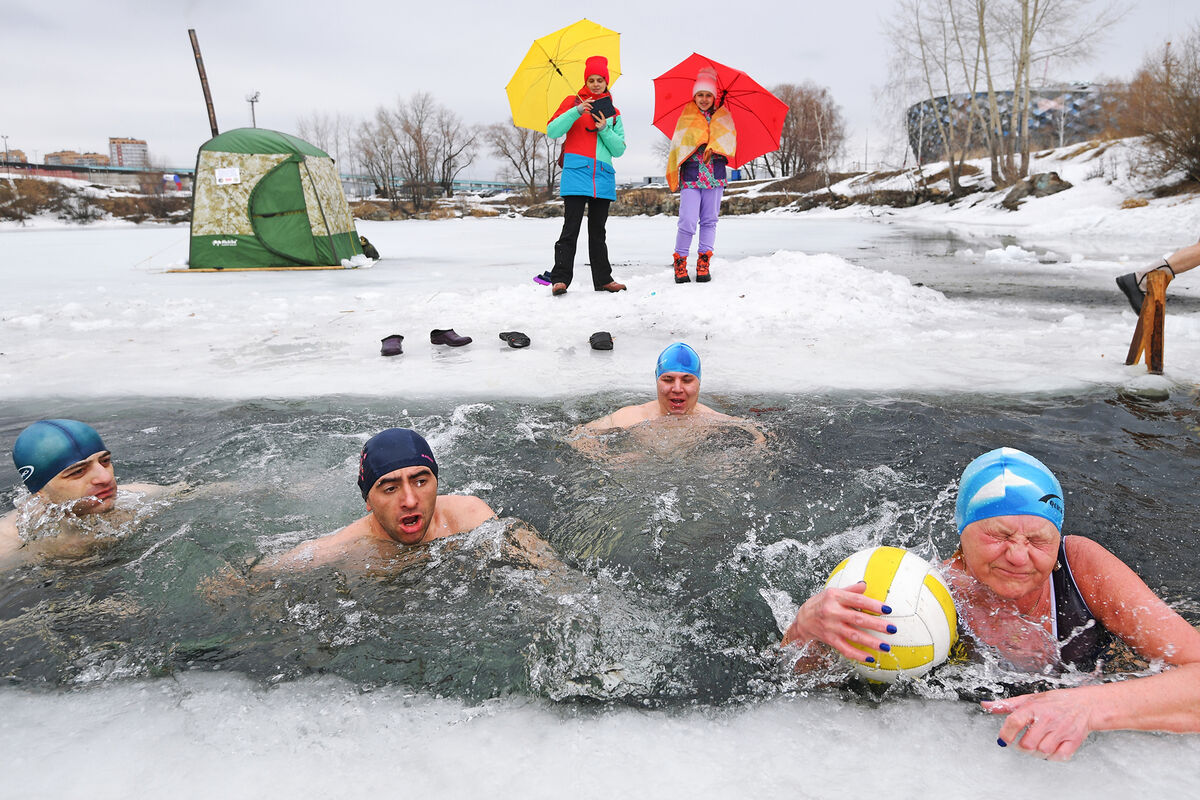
[693,66,718,97]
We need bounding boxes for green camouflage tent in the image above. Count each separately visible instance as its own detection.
[188,128,362,269]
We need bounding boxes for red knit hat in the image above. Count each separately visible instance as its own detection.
[584,55,609,84]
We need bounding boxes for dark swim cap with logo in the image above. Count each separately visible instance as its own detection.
[955,447,1064,533]
[12,419,108,494]
[357,428,439,499]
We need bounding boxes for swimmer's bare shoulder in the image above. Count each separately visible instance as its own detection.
[438,494,496,532]
[258,494,496,573]
[580,401,659,432]
[0,512,20,563]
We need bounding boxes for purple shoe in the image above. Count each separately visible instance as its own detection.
[534,271,552,286]
[380,334,404,357]
[430,328,472,347]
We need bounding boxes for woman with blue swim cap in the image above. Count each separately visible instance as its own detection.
[783,446,1200,761]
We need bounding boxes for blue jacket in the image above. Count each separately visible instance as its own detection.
[547,99,626,200]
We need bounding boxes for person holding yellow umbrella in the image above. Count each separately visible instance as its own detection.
[543,54,627,296]
[507,20,627,296]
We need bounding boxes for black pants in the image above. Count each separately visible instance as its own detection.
[551,196,613,289]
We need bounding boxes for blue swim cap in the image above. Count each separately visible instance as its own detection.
[12,419,108,494]
[955,447,1064,534]
[357,428,439,499]
[655,342,701,381]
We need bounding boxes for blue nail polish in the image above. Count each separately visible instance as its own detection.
[886,624,897,634]
[997,738,1007,748]
[866,656,875,663]
[881,605,892,614]
[879,642,891,652]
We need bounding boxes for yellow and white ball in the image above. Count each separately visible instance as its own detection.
[825,545,958,683]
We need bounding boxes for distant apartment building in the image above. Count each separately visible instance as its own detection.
[2,149,27,163]
[109,137,148,168]
[45,150,110,167]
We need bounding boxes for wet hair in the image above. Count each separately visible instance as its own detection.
[356,428,438,500]
[12,419,108,494]
[655,342,702,381]
[955,447,1064,533]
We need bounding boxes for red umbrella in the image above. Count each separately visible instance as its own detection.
[652,53,788,169]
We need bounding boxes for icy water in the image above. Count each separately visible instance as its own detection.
[2,391,1197,703]
[3,218,1200,795]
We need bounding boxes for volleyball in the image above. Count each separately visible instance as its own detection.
[825,545,958,683]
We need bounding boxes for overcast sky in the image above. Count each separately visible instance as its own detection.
[3,0,1195,179]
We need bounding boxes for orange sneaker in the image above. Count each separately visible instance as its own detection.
[673,253,690,283]
[696,251,712,283]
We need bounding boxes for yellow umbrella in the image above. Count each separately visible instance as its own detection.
[505,18,621,133]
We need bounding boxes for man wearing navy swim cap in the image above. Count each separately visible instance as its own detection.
[262,428,498,570]
[2,419,175,567]
[580,342,759,436]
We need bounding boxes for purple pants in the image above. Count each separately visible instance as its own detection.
[675,186,724,256]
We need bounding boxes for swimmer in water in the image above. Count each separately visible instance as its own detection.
[1,419,181,569]
[259,428,554,571]
[783,447,1200,761]
[576,342,765,445]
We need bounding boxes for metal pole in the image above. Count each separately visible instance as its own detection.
[246,92,260,128]
[188,29,220,138]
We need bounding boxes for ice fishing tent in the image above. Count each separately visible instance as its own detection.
[188,128,362,269]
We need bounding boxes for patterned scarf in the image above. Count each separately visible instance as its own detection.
[666,102,736,192]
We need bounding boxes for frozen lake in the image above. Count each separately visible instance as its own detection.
[2,214,1199,797]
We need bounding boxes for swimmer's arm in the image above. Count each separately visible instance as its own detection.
[982,537,1200,759]
[504,522,566,572]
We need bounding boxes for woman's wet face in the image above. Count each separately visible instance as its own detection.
[586,74,608,94]
[959,514,1060,602]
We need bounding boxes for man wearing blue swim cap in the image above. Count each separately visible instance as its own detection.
[579,343,762,441]
[783,446,1200,762]
[261,428,499,570]
[2,420,176,568]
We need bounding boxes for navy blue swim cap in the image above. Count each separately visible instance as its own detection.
[955,447,1064,534]
[12,419,108,494]
[357,428,439,499]
[655,342,701,381]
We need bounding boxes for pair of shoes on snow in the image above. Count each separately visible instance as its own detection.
[382,329,474,355]
[499,331,531,348]
[674,253,713,283]
[589,331,613,351]
[431,329,472,347]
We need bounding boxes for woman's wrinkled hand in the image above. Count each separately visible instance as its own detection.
[983,690,1096,762]
[781,581,894,662]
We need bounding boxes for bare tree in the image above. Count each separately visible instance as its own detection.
[768,83,847,177]
[485,121,547,200]
[433,107,478,197]
[889,0,1125,185]
[1120,29,1200,182]
[355,110,402,209]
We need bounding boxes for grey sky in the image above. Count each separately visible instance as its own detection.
[2,0,1194,179]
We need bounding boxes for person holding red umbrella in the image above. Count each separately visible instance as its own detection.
[545,55,628,296]
[666,66,736,284]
